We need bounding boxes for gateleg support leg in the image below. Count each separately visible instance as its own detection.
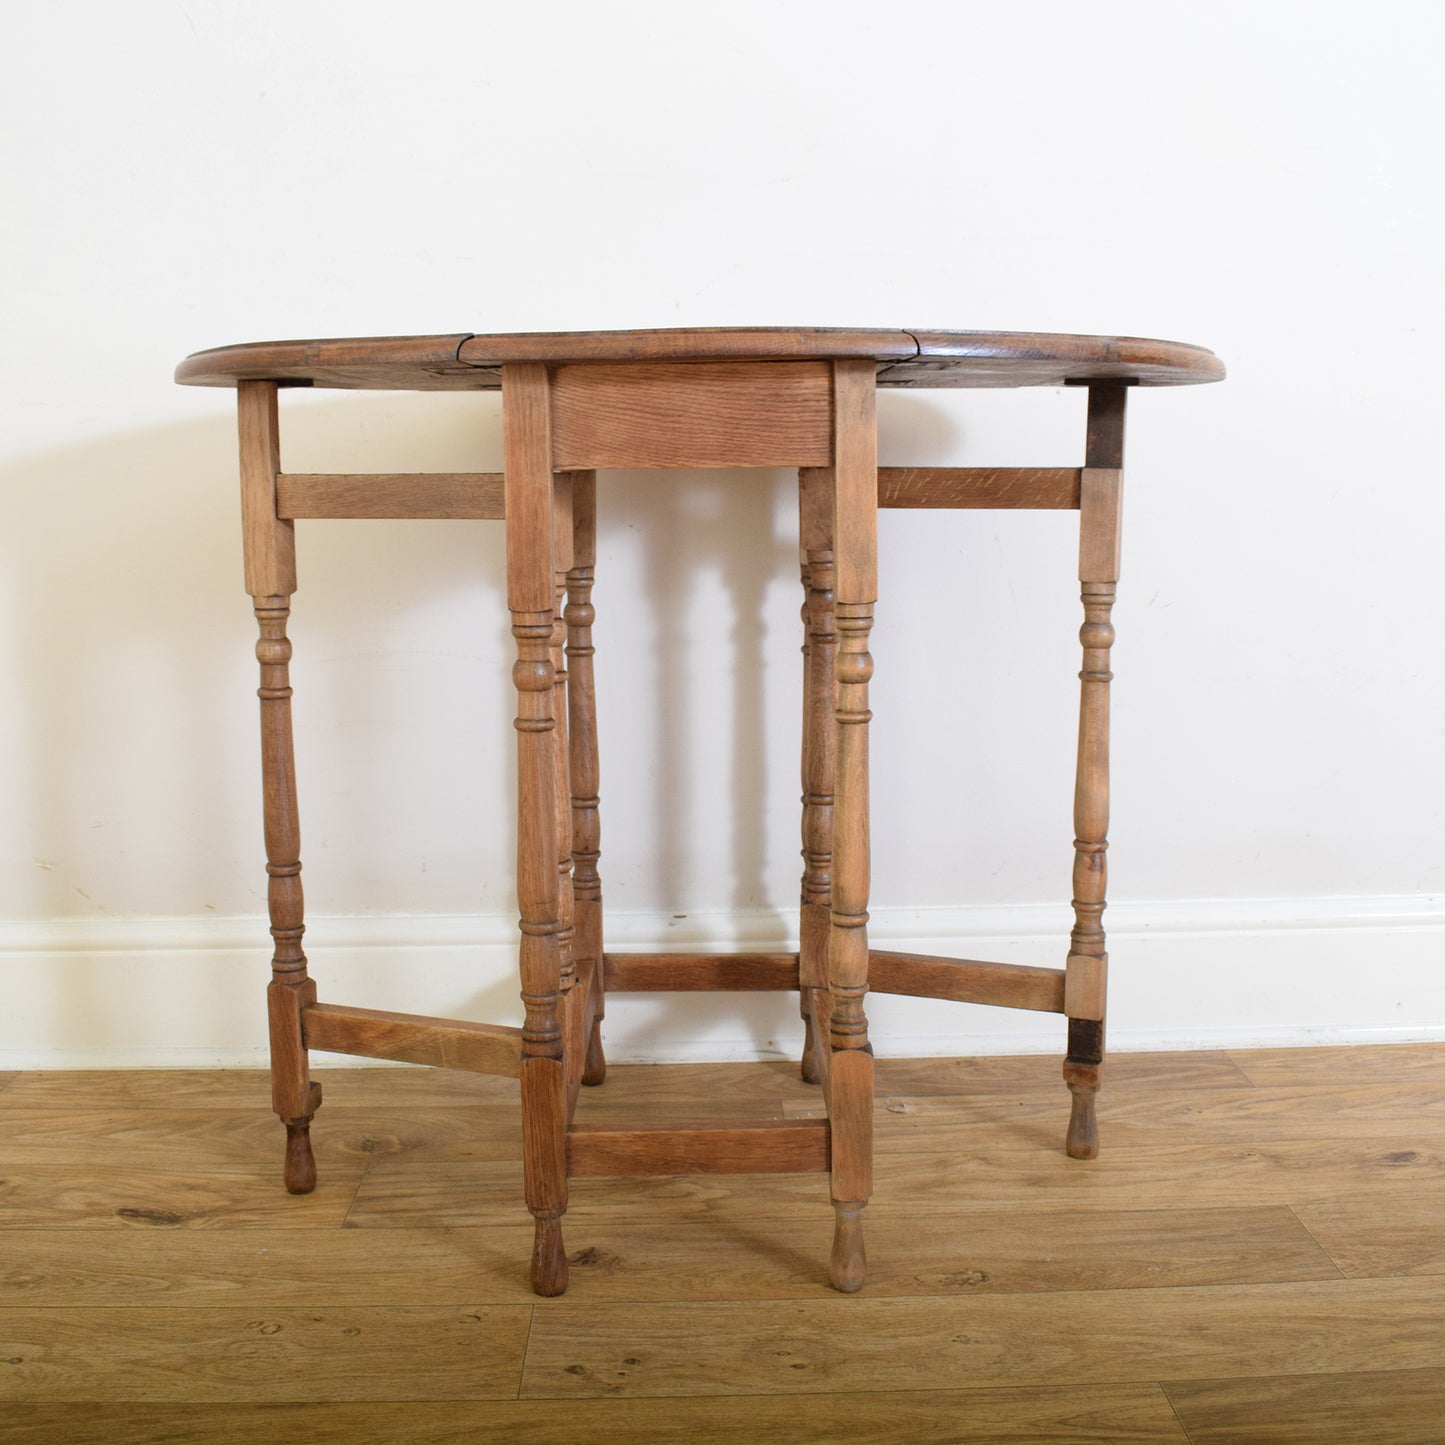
[268,978,320,1193]
[550,475,584,1119]
[798,466,836,1087]
[506,363,570,1295]
[1064,1021,1104,1161]
[239,381,321,1195]
[799,994,822,1086]
[826,361,877,1292]
[1063,380,1127,1160]
[566,471,607,1089]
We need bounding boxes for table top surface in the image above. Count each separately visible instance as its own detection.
[175,327,1224,391]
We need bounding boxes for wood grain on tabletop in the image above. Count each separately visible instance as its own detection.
[174,326,1226,390]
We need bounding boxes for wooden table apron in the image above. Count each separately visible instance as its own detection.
[176,327,1224,1296]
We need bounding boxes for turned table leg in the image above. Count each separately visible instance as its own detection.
[798,467,836,1085]
[1064,381,1128,1160]
[566,472,606,1088]
[827,360,877,1292]
[504,363,569,1295]
[238,381,320,1194]
[551,475,582,1116]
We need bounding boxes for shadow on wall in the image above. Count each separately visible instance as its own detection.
[0,387,966,1058]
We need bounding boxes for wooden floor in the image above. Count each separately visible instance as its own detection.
[1,1043,1443,1442]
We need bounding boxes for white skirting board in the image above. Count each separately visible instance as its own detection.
[1,895,1442,1069]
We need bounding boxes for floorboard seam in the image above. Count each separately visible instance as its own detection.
[1283,1203,1349,1281]
[517,1303,537,1399]
[1159,1380,1200,1443]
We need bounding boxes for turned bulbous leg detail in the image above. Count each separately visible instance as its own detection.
[830,1201,867,1293]
[531,1212,569,1296]
[566,473,607,1094]
[582,1019,607,1086]
[283,1120,317,1193]
[799,1009,821,1085]
[1062,382,1126,1160]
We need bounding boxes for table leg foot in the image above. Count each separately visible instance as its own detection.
[1065,1069,1101,1160]
[531,1213,569,1296]
[797,1034,820,1080]
[829,1202,867,1292]
[280,1080,321,1193]
[283,1119,317,1194]
[582,1018,607,1086]
[799,1020,821,1085]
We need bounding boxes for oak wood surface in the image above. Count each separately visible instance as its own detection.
[868,950,1066,1012]
[515,1277,1445,1400]
[1226,1042,1445,1086]
[550,360,833,469]
[274,472,505,520]
[343,1134,1445,1228]
[0,1066,519,1109]
[0,1203,1335,1311]
[1,1046,1441,1434]
[0,1305,530,1403]
[0,1163,368,1229]
[1287,1194,1445,1278]
[826,360,879,1291]
[0,1104,525,1168]
[237,381,293,596]
[567,1119,830,1177]
[602,952,800,992]
[1163,1367,1445,1444]
[1062,381,1129,1158]
[780,1080,1445,1153]
[0,1049,1265,1110]
[0,1385,1194,1443]
[301,1003,523,1077]
[176,327,1225,389]
[878,466,1082,510]
[564,472,606,1089]
[503,362,569,1295]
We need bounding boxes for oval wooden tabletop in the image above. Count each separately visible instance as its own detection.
[175,327,1224,390]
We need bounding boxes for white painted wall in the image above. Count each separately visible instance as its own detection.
[2,0,1441,1065]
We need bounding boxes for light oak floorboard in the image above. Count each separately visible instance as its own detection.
[0,1164,366,1229]
[569,1058,809,1106]
[1289,1193,1445,1277]
[0,1305,530,1404]
[781,1082,1445,1151]
[1164,1367,1445,1444]
[0,1067,516,1110]
[1227,1042,1445,1088]
[0,1206,1335,1308]
[5,1049,1444,1434]
[0,1383,1191,1443]
[519,1277,1445,1399]
[867,1050,1255,1095]
[0,1053,1252,1111]
[0,1228,537,1308]
[0,1105,522,1168]
[346,1134,1445,1228]
[550,1205,1337,1299]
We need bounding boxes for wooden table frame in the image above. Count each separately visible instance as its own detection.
[184,328,1223,1296]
